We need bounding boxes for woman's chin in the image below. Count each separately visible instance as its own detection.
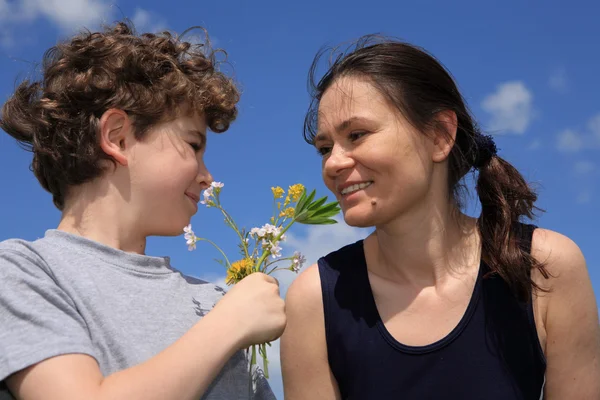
[342,209,375,228]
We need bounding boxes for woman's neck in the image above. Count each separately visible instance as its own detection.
[366,201,480,288]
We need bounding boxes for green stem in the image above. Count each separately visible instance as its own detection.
[194,237,232,268]
[272,199,279,225]
[215,204,250,259]
[251,344,257,365]
[261,343,269,379]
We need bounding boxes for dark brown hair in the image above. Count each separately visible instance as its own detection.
[0,21,240,210]
[304,36,549,301]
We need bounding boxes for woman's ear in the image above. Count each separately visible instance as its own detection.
[431,110,458,163]
[98,109,133,166]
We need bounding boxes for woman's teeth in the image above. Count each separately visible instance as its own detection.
[340,181,372,195]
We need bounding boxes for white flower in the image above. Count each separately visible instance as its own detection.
[263,223,276,233]
[269,241,282,259]
[211,182,224,188]
[251,227,267,238]
[183,224,197,251]
[183,224,194,236]
[201,187,214,206]
[292,251,306,272]
[183,225,195,241]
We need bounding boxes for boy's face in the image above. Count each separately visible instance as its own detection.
[127,111,212,236]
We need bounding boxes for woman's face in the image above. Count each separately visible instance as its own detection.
[315,76,446,228]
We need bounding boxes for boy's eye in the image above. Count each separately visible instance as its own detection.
[189,143,202,152]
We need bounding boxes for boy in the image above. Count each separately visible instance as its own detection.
[0,22,284,400]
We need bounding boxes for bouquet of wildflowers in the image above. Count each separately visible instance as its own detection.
[183,181,340,379]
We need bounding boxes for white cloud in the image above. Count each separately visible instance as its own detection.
[587,114,600,141]
[131,7,167,34]
[557,129,584,152]
[574,161,596,175]
[556,113,600,153]
[206,218,369,399]
[481,81,534,134]
[0,0,112,47]
[577,190,592,204]
[549,67,568,93]
[14,0,111,30]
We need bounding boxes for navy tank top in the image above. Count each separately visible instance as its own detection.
[318,223,546,399]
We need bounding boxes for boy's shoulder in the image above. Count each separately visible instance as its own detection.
[0,235,50,264]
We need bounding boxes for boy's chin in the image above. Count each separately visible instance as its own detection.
[150,219,192,237]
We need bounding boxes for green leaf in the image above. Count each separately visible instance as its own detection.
[307,195,328,211]
[295,189,316,215]
[293,209,310,222]
[312,201,340,215]
[294,189,308,214]
[304,190,316,209]
[302,202,340,220]
[299,217,338,225]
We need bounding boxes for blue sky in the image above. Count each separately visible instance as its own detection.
[1,1,599,398]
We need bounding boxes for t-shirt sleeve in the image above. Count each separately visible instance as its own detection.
[0,248,96,382]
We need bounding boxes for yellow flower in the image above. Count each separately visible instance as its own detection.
[226,258,254,285]
[288,184,305,202]
[271,186,284,199]
[279,207,295,219]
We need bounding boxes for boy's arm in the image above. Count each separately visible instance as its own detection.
[7,309,240,400]
[1,257,285,400]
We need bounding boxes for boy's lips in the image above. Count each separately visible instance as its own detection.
[185,192,200,203]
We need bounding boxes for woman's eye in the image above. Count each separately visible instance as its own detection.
[349,131,367,141]
[316,146,331,156]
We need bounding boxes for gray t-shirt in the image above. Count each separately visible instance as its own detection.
[0,230,275,400]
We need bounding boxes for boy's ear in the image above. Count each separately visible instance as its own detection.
[99,109,133,166]
[431,110,458,163]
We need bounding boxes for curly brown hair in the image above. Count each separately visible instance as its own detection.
[0,21,240,210]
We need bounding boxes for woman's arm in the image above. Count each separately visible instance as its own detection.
[281,264,342,400]
[532,229,600,399]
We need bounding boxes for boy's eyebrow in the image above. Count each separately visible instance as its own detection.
[187,129,207,143]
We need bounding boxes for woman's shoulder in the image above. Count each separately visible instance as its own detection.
[529,227,594,328]
[287,263,323,307]
[530,227,587,284]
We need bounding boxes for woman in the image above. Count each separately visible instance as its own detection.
[281,36,600,399]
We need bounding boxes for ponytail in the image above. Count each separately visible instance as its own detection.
[476,152,550,302]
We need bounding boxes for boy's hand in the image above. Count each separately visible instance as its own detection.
[214,272,286,348]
